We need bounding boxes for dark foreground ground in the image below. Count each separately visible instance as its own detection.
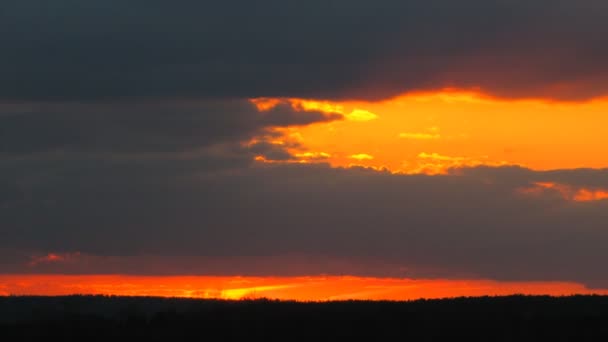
[2,295,608,341]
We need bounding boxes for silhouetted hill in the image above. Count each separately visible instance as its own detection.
[2,295,608,340]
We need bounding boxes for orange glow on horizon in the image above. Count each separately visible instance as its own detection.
[1,275,606,301]
[251,90,608,174]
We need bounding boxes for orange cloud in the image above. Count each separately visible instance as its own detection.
[250,98,283,111]
[289,99,344,115]
[251,98,378,123]
[349,153,374,161]
[295,152,331,159]
[519,182,608,202]
[417,152,467,161]
[28,252,81,267]
[345,109,378,122]
[574,189,608,202]
[404,152,510,175]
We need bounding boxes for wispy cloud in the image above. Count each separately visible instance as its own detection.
[345,109,378,122]
[28,252,81,267]
[349,153,374,161]
[519,182,608,202]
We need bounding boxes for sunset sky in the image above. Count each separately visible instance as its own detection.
[2,0,608,300]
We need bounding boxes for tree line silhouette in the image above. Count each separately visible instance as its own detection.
[2,295,608,340]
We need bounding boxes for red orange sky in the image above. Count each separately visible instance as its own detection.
[2,275,607,301]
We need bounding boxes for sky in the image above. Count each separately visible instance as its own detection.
[2,0,608,300]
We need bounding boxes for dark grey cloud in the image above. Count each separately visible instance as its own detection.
[2,161,608,288]
[246,141,298,161]
[0,100,340,155]
[2,0,608,101]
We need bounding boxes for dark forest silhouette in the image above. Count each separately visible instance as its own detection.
[2,295,608,340]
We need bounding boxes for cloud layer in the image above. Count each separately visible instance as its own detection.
[3,161,608,288]
[2,0,608,101]
[0,100,340,156]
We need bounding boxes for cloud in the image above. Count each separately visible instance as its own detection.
[350,154,374,160]
[246,141,295,161]
[519,182,608,202]
[0,99,341,156]
[28,252,81,267]
[345,109,378,122]
[295,152,332,160]
[407,152,510,174]
[2,1,608,102]
[417,152,467,162]
[3,161,608,287]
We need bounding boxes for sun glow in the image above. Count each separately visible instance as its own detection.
[252,90,608,174]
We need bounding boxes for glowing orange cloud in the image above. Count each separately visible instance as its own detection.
[1,275,606,301]
[251,90,608,174]
[295,152,331,159]
[574,189,608,202]
[250,97,283,111]
[519,182,608,202]
[28,252,81,267]
[349,153,374,161]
